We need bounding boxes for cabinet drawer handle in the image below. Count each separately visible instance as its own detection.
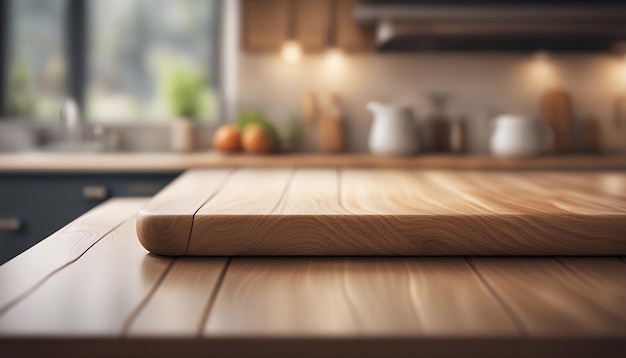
[82,185,109,200]
[127,183,163,195]
[0,218,23,231]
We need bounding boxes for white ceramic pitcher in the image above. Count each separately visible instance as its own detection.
[490,114,553,157]
[367,102,419,156]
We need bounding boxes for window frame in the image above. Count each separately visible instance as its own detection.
[0,0,9,116]
[0,0,223,122]
[67,0,86,110]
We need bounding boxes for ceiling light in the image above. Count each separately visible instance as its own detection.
[281,40,302,64]
[325,48,343,69]
[280,0,302,64]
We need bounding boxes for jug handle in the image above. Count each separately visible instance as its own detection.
[366,102,380,113]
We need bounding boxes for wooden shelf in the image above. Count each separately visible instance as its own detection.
[0,153,625,172]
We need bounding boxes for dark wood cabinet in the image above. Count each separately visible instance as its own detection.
[241,0,374,53]
[294,0,331,51]
[0,172,179,264]
[241,0,289,51]
[334,0,375,51]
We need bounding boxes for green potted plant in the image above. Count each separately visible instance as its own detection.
[163,62,208,152]
[7,64,36,118]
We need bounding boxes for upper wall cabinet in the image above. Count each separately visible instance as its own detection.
[334,0,375,51]
[241,0,289,52]
[295,0,331,51]
[241,0,375,53]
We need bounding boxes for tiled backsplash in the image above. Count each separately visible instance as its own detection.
[3,52,626,154]
[234,52,626,153]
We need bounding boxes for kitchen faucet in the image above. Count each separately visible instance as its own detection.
[59,98,83,149]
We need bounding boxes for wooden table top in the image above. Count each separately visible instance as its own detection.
[1,152,626,172]
[0,199,625,358]
[138,169,626,256]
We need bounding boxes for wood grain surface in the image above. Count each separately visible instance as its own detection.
[139,169,626,256]
[205,258,519,336]
[0,198,147,315]
[1,198,626,357]
[0,217,172,335]
[127,257,228,336]
[137,169,232,255]
[471,258,626,337]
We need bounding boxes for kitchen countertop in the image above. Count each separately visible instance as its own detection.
[1,152,626,172]
[0,198,625,358]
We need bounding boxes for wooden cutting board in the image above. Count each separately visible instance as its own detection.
[137,169,626,256]
[541,89,575,153]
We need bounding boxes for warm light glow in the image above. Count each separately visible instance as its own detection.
[527,51,559,92]
[608,54,626,92]
[325,48,344,70]
[621,55,626,86]
[533,50,550,62]
[280,41,302,64]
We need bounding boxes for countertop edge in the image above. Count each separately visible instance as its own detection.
[1,153,626,172]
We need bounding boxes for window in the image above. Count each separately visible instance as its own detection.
[2,0,220,122]
[6,0,67,120]
[87,0,219,121]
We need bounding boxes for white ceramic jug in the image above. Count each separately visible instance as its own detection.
[367,102,419,156]
[490,114,553,157]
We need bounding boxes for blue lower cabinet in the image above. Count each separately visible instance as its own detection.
[0,172,180,265]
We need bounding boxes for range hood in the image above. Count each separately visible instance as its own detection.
[355,1,626,52]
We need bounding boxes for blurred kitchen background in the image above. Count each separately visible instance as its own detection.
[3,0,626,265]
[1,0,626,153]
